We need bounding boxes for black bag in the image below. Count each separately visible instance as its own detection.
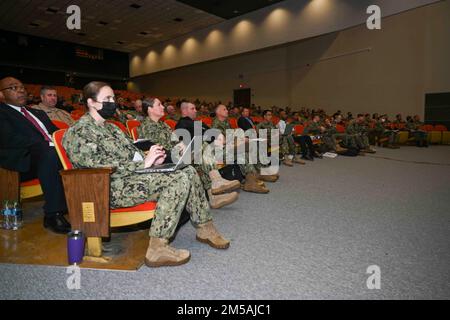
[218,164,245,183]
[340,147,360,157]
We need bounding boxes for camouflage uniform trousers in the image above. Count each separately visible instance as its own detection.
[194,142,218,191]
[381,130,398,145]
[410,130,428,143]
[110,165,211,239]
[322,133,351,151]
[280,135,296,157]
[345,133,370,149]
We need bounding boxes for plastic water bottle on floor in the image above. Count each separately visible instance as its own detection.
[11,202,23,230]
[2,200,12,230]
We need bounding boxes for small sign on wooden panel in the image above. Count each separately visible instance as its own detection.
[82,202,96,222]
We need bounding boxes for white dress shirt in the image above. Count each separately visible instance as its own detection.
[7,104,54,146]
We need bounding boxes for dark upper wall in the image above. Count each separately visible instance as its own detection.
[0,30,129,89]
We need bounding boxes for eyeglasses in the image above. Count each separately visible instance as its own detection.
[0,85,26,92]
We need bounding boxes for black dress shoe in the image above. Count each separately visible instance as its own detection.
[302,155,314,161]
[44,213,71,234]
[313,152,323,159]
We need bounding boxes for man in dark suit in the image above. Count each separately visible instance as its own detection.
[238,107,256,131]
[0,77,70,234]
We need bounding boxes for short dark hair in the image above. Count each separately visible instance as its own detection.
[262,110,272,117]
[142,98,157,115]
[40,86,56,96]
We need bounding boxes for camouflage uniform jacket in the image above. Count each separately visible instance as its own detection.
[303,122,322,135]
[346,120,365,135]
[324,124,337,137]
[256,120,277,133]
[406,120,425,131]
[62,114,145,180]
[165,113,181,122]
[137,117,177,151]
[211,118,232,136]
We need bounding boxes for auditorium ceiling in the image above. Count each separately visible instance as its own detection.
[0,0,285,53]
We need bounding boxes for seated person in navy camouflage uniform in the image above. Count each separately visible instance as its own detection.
[63,81,230,268]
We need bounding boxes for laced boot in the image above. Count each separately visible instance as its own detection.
[209,170,241,195]
[144,237,191,267]
[196,221,230,249]
[208,189,239,209]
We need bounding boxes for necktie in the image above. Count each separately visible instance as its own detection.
[20,107,51,142]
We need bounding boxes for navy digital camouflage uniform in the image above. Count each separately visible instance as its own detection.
[63,114,212,239]
[137,117,216,190]
[346,119,370,149]
[212,117,257,174]
[373,120,398,145]
[406,120,428,144]
[256,120,286,160]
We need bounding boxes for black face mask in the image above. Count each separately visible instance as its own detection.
[97,101,118,119]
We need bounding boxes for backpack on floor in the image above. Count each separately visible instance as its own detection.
[219,164,245,183]
[340,147,360,157]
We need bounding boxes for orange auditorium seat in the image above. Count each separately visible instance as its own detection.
[52,120,70,129]
[164,119,177,130]
[229,118,238,129]
[106,120,128,134]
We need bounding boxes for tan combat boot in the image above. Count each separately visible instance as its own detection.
[257,173,279,183]
[364,147,376,154]
[208,189,239,209]
[293,155,306,165]
[144,237,191,267]
[196,221,230,249]
[242,173,270,193]
[283,158,294,167]
[209,170,241,195]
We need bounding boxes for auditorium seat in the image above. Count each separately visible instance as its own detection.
[0,168,43,204]
[164,119,177,130]
[106,120,128,134]
[51,120,70,129]
[229,118,238,129]
[53,129,156,262]
[199,117,212,127]
[126,120,141,137]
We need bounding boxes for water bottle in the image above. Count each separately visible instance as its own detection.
[2,200,12,230]
[11,202,23,230]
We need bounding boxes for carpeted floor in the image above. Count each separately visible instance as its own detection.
[1,146,449,300]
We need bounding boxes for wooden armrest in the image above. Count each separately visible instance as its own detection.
[0,167,20,202]
[59,167,113,238]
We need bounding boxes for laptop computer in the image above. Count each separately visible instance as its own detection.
[135,138,195,174]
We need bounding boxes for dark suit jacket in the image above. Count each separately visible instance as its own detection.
[238,116,255,131]
[0,103,58,172]
[175,116,218,143]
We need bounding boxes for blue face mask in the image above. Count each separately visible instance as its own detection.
[97,101,118,119]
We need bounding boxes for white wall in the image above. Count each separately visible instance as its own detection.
[131,1,450,118]
[130,0,440,77]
